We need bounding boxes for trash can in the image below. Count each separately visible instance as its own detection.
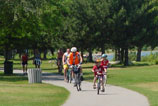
[28,68,42,83]
[4,61,13,75]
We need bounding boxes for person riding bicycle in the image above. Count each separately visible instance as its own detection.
[57,49,64,73]
[92,59,105,92]
[67,47,83,85]
[62,48,70,82]
[101,54,110,73]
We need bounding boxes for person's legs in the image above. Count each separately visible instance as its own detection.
[22,65,25,73]
[25,64,27,73]
[64,66,68,81]
[93,76,97,89]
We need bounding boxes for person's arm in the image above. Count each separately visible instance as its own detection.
[67,55,70,66]
[92,66,95,72]
[79,53,83,64]
[92,69,94,72]
[62,54,65,65]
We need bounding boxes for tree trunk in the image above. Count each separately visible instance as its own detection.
[117,48,121,61]
[101,46,105,54]
[124,48,129,66]
[81,48,84,59]
[5,48,8,61]
[120,48,124,63]
[43,50,47,59]
[50,48,54,56]
[115,49,118,61]
[88,48,93,62]
[136,46,142,62]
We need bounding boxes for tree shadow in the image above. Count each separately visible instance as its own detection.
[0,73,27,82]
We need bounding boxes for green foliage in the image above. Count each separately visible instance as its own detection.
[129,52,137,61]
[142,52,158,64]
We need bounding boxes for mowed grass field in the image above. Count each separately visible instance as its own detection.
[82,62,158,106]
[0,56,158,106]
[0,57,69,106]
[0,72,69,106]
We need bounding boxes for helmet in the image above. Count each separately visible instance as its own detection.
[71,47,77,52]
[95,59,101,63]
[102,54,107,58]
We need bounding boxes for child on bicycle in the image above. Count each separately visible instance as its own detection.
[101,54,110,72]
[92,59,105,92]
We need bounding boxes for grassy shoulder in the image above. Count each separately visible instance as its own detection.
[82,62,158,106]
[0,72,69,106]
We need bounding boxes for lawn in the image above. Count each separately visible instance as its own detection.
[82,62,158,106]
[0,72,69,106]
[1,56,158,106]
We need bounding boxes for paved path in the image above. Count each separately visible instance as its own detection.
[10,70,150,106]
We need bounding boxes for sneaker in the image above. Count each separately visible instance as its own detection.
[72,79,75,83]
[74,83,77,87]
[101,89,105,92]
[93,85,96,89]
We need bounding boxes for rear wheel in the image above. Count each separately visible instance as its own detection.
[104,75,107,86]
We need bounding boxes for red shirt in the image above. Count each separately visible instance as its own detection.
[93,65,104,76]
[101,60,109,68]
[58,51,64,58]
[22,55,28,62]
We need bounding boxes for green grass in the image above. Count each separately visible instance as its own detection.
[1,56,158,106]
[0,72,69,106]
[82,62,158,106]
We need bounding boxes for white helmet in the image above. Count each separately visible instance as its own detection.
[71,47,77,52]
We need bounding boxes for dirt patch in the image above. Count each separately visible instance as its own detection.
[134,82,158,91]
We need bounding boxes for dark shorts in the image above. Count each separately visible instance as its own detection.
[22,61,28,65]
[57,58,62,65]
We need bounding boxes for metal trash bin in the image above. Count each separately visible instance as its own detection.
[4,61,13,75]
[28,68,42,83]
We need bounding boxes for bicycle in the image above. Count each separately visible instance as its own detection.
[96,72,105,95]
[71,65,81,91]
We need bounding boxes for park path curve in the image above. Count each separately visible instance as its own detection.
[12,70,149,106]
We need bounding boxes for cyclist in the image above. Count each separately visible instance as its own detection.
[67,47,83,85]
[101,54,110,72]
[62,48,70,81]
[57,49,64,73]
[92,59,105,92]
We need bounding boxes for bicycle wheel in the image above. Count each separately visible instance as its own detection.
[97,78,100,95]
[69,72,72,83]
[104,75,107,86]
[66,72,69,83]
[78,74,81,91]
